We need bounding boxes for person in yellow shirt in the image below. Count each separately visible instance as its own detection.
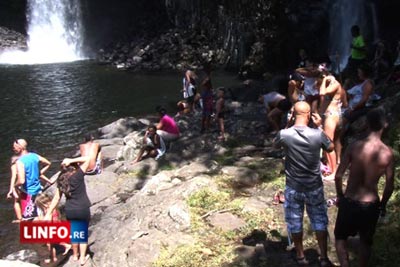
[346,25,367,79]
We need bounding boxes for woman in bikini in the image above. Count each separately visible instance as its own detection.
[318,73,348,180]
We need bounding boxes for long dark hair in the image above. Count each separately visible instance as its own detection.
[57,165,77,198]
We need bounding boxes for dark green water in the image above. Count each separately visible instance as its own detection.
[0,60,239,257]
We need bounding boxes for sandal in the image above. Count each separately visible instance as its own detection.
[273,190,285,205]
[80,254,90,266]
[295,257,309,266]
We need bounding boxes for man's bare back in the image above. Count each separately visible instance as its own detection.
[334,107,394,267]
[342,136,393,202]
[79,141,100,172]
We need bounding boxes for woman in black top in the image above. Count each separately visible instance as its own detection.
[46,156,91,265]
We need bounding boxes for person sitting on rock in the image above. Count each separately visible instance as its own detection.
[156,106,180,142]
[175,100,190,117]
[132,125,166,163]
[79,133,102,175]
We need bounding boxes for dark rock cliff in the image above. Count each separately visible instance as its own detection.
[1,0,400,74]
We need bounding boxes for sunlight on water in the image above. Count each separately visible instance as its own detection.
[0,0,85,64]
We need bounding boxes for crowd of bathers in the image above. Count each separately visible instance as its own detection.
[6,134,101,265]
[5,24,399,267]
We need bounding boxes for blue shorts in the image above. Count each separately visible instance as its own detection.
[284,185,328,233]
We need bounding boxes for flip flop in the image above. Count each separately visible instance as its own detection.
[62,244,72,255]
[80,254,90,266]
[295,257,309,266]
[272,190,285,205]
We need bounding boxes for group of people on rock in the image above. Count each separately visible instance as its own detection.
[262,55,378,182]
[271,25,395,267]
[275,102,393,267]
[179,67,226,141]
[6,134,102,265]
[133,64,227,164]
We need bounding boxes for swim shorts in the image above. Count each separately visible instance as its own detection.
[20,192,38,220]
[334,197,380,245]
[284,185,328,233]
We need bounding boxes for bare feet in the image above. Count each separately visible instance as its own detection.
[11,219,21,223]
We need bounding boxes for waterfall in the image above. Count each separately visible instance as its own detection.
[328,0,379,71]
[0,0,85,64]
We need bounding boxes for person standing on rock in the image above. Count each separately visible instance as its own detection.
[215,87,226,141]
[200,67,214,133]
[274,101,336,267]
[334,108,394,267]
[156,106,180,142]
[182,69,197,112]
[345,25,367,79]
[45,156,92,266]
[6,155,22,223]
[15,139,51,221]
[79,133,102,175]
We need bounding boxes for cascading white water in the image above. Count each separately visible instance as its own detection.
[0,0,85,64]
[328,0,379,71]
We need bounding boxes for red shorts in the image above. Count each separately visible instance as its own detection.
[20,192,38,220]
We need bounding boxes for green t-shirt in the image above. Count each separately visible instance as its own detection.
[351,35,366,60]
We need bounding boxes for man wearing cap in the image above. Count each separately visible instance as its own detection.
[14,139,51,220]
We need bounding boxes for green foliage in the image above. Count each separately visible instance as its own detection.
[187,188,231,210]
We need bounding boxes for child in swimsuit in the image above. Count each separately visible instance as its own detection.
[35,193,71,264]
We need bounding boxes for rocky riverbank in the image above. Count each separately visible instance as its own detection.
[4,80,400,267]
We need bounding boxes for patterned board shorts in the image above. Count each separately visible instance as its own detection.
[284,185,328,233]
[20,192,38,220]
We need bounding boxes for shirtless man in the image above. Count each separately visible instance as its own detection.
[318,74,348,180]
[79,133,102,175]
[334,108,394,267]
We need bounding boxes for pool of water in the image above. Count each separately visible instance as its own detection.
[0,60,239,257]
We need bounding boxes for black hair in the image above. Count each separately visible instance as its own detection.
[358,64,373,78]
[57,165,77,198]
[84,133,94,142]
[367,108,387,132]
[148,125,157,131]
[351,25,360,34]
[289,72,305,82]
[156,106,167,115]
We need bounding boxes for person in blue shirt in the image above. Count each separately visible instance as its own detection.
[14,139,51,220]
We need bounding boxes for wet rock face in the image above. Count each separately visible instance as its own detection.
[96,0,332,75]
[0,1,27,34]
[0,26,27,51]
